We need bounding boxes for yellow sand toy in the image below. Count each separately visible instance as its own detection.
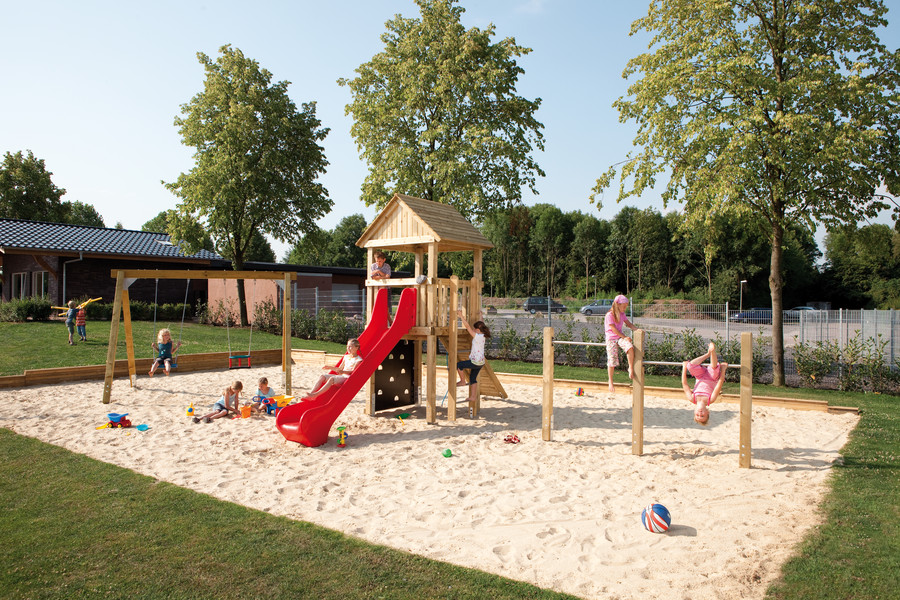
[53,297,102,317]
[262,394,294,416]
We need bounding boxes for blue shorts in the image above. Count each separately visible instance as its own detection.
[214,401,227,412]
[457,360,484,383]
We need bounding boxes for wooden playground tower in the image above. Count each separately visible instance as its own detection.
[356,194,507,423]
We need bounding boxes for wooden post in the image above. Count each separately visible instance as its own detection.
[542,326,554,441]
[102,271,125,404]
[740,331,753,468]
[122,289,136,387]
[632,329,645,455]
[414,250,424,405]
[365,248,376,415]
[283,272,292,395]
[426,243,438,424]
[471,249,483,417]
[448,276,459,421]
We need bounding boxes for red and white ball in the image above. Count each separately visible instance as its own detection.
[641,503,671,533]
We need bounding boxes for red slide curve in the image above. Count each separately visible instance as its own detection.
[276,287,417,447]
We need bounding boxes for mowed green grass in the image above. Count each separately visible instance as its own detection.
[0,321,898,598]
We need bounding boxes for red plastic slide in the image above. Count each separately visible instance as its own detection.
[276,287,417,447]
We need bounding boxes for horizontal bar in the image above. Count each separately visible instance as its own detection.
[644,360,739,369]
[552,340,605,347]
[112,269,297,280]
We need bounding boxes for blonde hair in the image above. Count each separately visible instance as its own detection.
[67,300,76,308]
[157,328,172,343]
[232,381,243,391]
[258,377,268,386]
[347,338,360,349]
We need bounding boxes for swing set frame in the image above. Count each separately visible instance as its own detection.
[102,269,297,404]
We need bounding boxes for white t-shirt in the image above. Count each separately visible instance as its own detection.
[469,333,486,366]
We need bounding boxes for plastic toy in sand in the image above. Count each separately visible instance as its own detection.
[186,403,194,417]
[575,387,585,396]
[442,448,452,458]
[337,426,348,448]
[98,413,132,429]
[396,412,411,425]
[503,434,520,444]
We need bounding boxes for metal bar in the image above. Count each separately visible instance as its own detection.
[552,340,606,347]
[644,360,740,369]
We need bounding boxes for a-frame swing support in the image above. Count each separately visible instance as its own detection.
[102,269,296,405]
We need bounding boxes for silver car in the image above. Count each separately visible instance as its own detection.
[579,299,613,316]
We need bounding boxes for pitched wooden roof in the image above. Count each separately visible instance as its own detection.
[356,194,493,253]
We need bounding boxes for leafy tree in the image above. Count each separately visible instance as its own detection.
[284,227,330,265]
[142,210,215,253]
[63,201,105,227]
[141,211,170,233]
[594,0,900,385]
[326,214,368,268]
[824,224,900,307]
[568,213,608,299]
[219,230,275,263]
[339,0,545,219]
[0,150,67,222]
[165,45,331,324]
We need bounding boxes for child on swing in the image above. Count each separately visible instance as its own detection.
[682,342,728,426]
[149,328,181,377]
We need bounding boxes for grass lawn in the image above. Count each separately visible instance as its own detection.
[0,320,897,598]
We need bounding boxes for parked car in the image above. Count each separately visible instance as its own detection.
[784,306,822,323]
[523,296,567,314]
[729,307,772,324]
[579,299,613,316]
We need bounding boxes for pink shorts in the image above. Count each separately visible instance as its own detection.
[606,337,633,367]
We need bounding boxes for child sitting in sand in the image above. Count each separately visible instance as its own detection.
[681,342,728,426]
[304,339,362,400]
[149,328,181,377]
[194,381,242,423]
[250,376,276,413]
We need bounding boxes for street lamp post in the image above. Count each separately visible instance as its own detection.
[739,280,748,313]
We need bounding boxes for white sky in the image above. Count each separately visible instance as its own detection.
[2,0,898,260]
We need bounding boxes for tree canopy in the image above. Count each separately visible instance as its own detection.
[593,0,900,385]
[339,0,545,220]
[165,45,331,323]
[1,150,67,222]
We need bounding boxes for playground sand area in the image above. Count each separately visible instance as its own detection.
[1,364,857,600]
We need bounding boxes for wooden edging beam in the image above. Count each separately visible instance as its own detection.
[110,269,297,280]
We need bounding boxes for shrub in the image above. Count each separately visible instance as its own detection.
[495,321,539,362]
[252,299,283,335]
[315,309,353,344]
[0,297,53,322]
[291,309,316,339]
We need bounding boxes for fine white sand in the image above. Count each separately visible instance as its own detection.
[0,365,858,600]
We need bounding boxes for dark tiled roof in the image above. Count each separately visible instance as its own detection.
[0,218,221,260]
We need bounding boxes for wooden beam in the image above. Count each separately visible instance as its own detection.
[632,329,645,456]
[740,332,753,469]
[102,271,125,404]
[283,272,292,395]
[110,269,297,280]
[31,255,58,279]
[425,243,438,424]
[448,276,458,421]
[122,289,136,387]
[542,327,554,441]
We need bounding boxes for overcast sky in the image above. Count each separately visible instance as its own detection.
[2,0,898,260]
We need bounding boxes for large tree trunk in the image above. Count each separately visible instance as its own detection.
[769,222,785,386]
[232,256,249,327]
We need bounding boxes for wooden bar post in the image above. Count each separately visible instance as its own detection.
[425,243,438,424]
[740,331,753,468]
[632,329,645,455]
[122,289,136,387]
[283,272,292,395]
[102,271,125,404]
[542,326,554,441]
[448,276,459,421]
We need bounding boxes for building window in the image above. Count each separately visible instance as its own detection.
[12,272,27,299]
[32,271,49,298]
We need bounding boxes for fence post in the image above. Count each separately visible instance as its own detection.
[542,327,554,441]
[725,301,729,341]
[314,287,319,318]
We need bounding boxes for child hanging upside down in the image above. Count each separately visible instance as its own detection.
[304,338,362,400]
[681,342,728,426]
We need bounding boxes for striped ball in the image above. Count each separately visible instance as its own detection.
[575,387,585,396]
[641,503,671,533]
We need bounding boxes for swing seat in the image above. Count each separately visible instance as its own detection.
[229,354,251,369]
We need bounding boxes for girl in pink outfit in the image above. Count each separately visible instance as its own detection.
[681,342,728,425]
[605,295,636,392]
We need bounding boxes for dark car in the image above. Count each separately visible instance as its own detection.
[729,307,772,324]
[579,299,613,316]
[523,296,567,314]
